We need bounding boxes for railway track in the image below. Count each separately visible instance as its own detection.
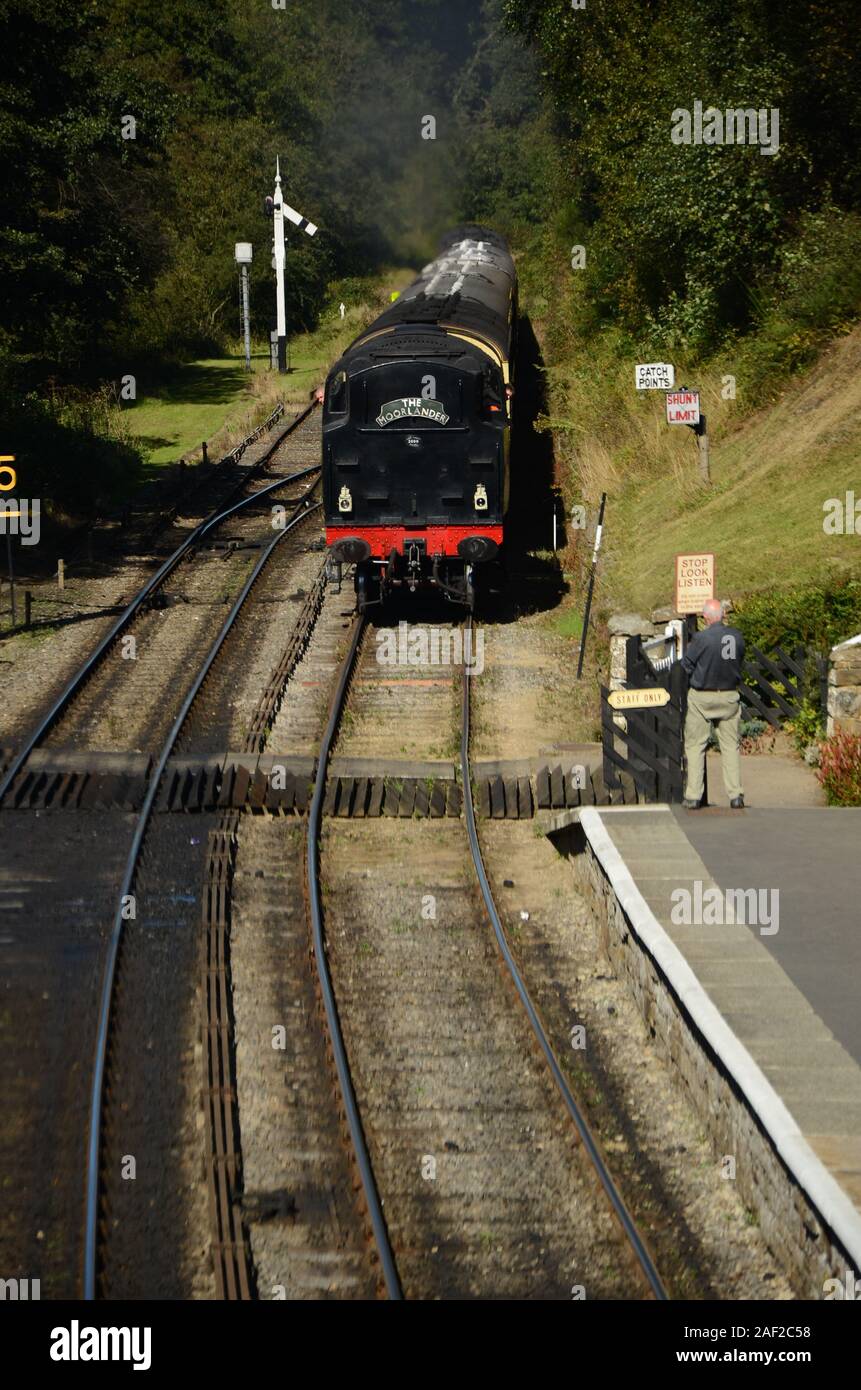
[0,400,320,795]
[303,607,669,1299]
[0,403,327,1298]
[83,483,322,1298]
[2,402,666,1296]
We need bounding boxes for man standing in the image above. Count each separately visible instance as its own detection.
[681,598,746,809]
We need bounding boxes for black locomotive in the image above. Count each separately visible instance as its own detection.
[323,225,516,609]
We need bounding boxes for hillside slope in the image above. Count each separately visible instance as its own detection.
[542,321,861,619]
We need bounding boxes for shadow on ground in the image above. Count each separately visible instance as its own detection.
[484,314,566,622]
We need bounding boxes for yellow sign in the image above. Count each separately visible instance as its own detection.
[675,552,715,614]
[608,687,671,710]
[0,455,17,491]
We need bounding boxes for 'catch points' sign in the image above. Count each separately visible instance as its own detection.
[666,390,701,425]
[608,687,671,710]
[675,552,715,614]
[635,362,675,390]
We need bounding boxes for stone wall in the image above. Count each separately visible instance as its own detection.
[570,833,855,1298]
[607,612,660,692]
[827,633,861,737]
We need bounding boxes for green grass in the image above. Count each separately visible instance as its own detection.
[128,355,263,465]
[546,607,584,640]
[525,266,861,629]
[125,269,414,470]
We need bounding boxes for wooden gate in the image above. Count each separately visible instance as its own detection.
[601,637,686,803]
[741,644,827,727]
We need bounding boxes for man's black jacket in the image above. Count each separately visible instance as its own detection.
[681,622,745,691]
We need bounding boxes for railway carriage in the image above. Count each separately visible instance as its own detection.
[323,226,516,610]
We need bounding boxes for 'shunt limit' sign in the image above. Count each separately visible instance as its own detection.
[635,362,675,390]
[666,390,701,425]
[675,552,716,614]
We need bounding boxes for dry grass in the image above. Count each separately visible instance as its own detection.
[535,299,861,620]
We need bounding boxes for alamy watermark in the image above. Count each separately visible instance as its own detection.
[376,621,484,675]
[670,880,779,935]
[823,1270,860,1300]
[823,492,860,535]
[0,457,40,545]
[50,1321,151,1371]
[671,101,780,157]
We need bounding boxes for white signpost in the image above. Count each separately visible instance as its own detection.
[269,158,318,374]
[666,389,701,425]
[234,242,252,374]
[635,362,675,390]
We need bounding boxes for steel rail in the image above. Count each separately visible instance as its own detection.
[459,616,669,1302]
[0,402,321,803]
[83,488,321,1299]
[305,615,404,1301]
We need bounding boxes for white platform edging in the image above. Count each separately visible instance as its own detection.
[579,804,861,1272]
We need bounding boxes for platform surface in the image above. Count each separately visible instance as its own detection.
[575,799,861,1261]
[675,805,861,1064]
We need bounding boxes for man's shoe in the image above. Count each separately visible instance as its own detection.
[682,799,701,809]
[730,796,745,809]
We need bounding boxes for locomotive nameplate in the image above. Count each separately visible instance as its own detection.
[376,397,449,427]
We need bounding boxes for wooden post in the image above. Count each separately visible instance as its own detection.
[58,559,65,592]
[202,441,209,467]
[697,429,710,485]
[24,591,32,629]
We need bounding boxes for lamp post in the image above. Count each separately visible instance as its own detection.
[266,158,318,374]
[234,241,253,373]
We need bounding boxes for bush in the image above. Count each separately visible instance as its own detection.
[733,208,861,398]
[733,579,861,654]
[816,731,861,806]
[0,386,146,518]
[786,697,826,756]
[740,717,768,741]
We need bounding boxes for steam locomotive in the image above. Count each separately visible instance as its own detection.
[322,226,516,610]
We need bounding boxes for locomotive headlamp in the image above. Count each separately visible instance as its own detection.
[330,537,371,564]
[338,486,353,513]
[474,484,488,511]
[457,535,498,563]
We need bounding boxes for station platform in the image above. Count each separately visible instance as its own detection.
[548,760,861,1285]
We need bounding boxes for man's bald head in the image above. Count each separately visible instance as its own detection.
[702,598,724,625]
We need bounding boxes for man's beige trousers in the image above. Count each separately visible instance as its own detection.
[683,689,743,802]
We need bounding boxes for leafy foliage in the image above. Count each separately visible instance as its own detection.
[733,579,861,653]
[0,0,174,376]
[786,698,826,755]
[503,0,861,351]
[817,731,861,806]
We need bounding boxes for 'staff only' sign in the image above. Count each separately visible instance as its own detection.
[666,390,701,425]
[608,688,671,710]
[675,552,715,614]
[635,362,675,389]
